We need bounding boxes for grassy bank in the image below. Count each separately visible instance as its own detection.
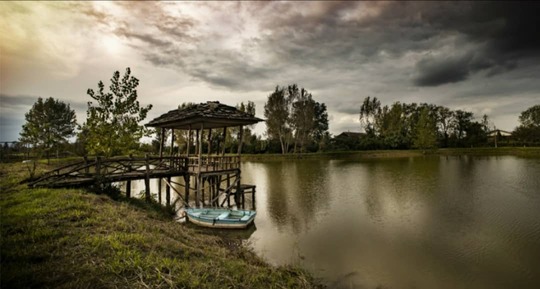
[241,147,540,161]
[0,163,320,289]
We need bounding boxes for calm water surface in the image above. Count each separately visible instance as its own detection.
[238,156,540,289]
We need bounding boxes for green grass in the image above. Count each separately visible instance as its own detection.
[0,163,321,289]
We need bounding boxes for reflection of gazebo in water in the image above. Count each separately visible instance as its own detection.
[146,101,263,209]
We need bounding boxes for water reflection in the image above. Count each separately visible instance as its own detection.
[241,156,540,289]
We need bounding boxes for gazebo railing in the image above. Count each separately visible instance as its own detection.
[186,155,240,172]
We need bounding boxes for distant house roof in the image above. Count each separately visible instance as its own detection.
[336,132,365,138]
[146,101,263,129]
[487,129,512,137]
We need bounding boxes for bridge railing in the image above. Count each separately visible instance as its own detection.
[28,155,240,187]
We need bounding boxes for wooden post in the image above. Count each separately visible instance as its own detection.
[221,127,227,156]
[170,129,175,155]
[195,130,199,158]
[238,125,244,156]
[196,124,204,207]
[208,128,212,156]
[184,174,190,207]
[126,154,133,198]
[252,186,256,209]
[84,156,89,174]
[187,125,192,157]
[126,181,131,198]
[144,154,151,202]
[158,128,164,204]
[227,173,231,207]
[236,126,243,209]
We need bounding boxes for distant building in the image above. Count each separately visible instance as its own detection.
[487,129,512,147]
[335,132,365,139]
[332,131,365,150]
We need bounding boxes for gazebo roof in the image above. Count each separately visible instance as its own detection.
[146,101,263,129]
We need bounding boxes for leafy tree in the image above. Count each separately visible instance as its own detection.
[264,86,291,154]
[413,107,437,152]
[380,102,408,149]
[435,106,453,147]
[313,101,329,151]
[450,110,474,146]
[291,88,315,153]
[82,68,152,156]
[19,97,77,161]
[513,105,540,145]
[359,96,381,135]
[518,105,540,127]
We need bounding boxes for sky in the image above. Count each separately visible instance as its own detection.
[1,1,539,142]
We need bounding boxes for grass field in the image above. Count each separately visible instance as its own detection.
[0,162,321,289]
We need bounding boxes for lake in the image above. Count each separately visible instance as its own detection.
[239,155,540,289]
[127,155,540,288]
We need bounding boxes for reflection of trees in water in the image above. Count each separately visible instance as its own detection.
[432,156,477,230]
[264,160,331,233]
[265,161,292,230]
[360,157,440,223]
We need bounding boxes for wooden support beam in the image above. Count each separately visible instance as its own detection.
[166,177,171,206]
[207,128,212,156]
[187,125,192,157]
[184,174,190,207]
[252,187,256,209]
[158,128,164,204]
[126,180,131,198]
[238,125,244,156]
[221,127,227,156]
[170,129,175,156]
[144,154,151,202]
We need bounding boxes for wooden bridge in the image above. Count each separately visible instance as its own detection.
[29,154,255,209]
[29,101,262,210]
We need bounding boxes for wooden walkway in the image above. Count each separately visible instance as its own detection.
[28,155,254,209]
[29,155,240,188]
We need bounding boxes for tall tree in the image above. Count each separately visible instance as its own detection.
[291,88,315,153]
[82,68,152,156]
[436,106,453,147]
[313,101,329,151]
[359,96,381,135]
[264,86,291,154]
[20,97,77,160]
[413,107,437,152]
[380,102,407,149]
[451,110,474,144]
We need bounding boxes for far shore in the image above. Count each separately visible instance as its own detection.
[241,147,540,161]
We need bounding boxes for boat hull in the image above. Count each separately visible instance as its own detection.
[185,208,256,229]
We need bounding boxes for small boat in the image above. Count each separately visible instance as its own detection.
[185,208,256,229]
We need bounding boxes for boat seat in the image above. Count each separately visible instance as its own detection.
[240,215,251,221]
[190,212,201,217]
[217,212,230,220]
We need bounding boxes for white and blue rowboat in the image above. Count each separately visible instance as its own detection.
[185,208,256,229]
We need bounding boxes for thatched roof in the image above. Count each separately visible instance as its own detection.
[146,101,263,129]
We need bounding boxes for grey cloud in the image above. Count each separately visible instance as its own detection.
[413,54,474,87]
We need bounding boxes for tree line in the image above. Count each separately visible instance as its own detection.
[15,68,540,160]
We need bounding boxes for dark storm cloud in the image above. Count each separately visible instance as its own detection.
[410,2,540,86]
[73,2,540,95]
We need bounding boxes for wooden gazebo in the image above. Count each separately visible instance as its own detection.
[146,101,263,209]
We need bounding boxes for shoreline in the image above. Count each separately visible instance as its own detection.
[0,162,322,289]
[240,147,540,161]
